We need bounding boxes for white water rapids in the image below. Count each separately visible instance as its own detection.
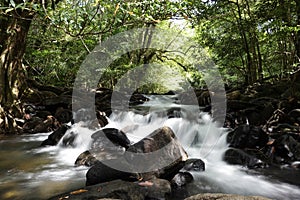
[0,95,300,199]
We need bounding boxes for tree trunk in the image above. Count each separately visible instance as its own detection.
[295,0,300,62]
[235,0,253,85]
[0,8,34,134]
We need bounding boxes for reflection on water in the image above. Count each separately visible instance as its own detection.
[0,133,88,200]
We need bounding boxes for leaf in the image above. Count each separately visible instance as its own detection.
[5,8,14,13]
[114,3,120,16]
[70,189,88,195]
[10,0,15,7]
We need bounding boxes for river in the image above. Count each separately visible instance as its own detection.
[1,95,300,199]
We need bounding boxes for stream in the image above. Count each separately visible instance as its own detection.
[1,95,300,200]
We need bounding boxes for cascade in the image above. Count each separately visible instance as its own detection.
[0,95,300,200]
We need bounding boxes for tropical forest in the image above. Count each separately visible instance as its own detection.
[0,0,300,199]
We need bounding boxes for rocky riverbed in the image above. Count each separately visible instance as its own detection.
[2,75,300,199]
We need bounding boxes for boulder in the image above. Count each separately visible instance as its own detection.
[50,179,171,200]
[75,150,99,167]
[227,125,269,149]
[288,109,300,124]
[75,150,123,167]
[62,130,77,147]
[129,93,149,106]
[185,193,271,200]
[272,134,300,164]
[23,116,58,134]
[40,125,69,146]
[22,117,43,133]
[86,159,138,186]
[224,148,266,169]
[91,128,131,151]
[125,126,188,174]
[158,158,205,181]
[182,158,205,172]
[55,107,73,124]
[171,171,193,187]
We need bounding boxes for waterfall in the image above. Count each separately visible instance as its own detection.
[86,94,300,200]
[1,95,300,200]
[54,94,300,199]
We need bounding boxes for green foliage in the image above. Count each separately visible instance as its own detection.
[22,0,300,91]
[190,0,300,86]
[24,0,183,91]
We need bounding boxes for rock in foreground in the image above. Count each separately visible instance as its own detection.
[185,193,271,200]
[49,179,171,200]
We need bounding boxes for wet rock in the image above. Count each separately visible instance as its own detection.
[91,128,131,151]
[158,158,205,182]
[22,117,43,133]
[183,158,205,171]
[272,134,300,164]
[55,107,73,124]
[75,151,99,167]
[227,125,269,149]
[171,171,193,187]
[23,116,58,134]
[129,93,149,106]
[50,179,171,200]
[125,126,188,173]
[96,111,109,127]
[86,159,138,186]
[35,110,52,120]
[62,130,77,147]
[143,177,171,199]
[185,193,271,200]
[224,148,266,169]
[40,125,69,146]
[288,109,300,124]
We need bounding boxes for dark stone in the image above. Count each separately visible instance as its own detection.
[49,179,171,200]
[86,160,138,186]
[129,93,149,106]
[288,109,300,123]
[91,128,131,150]
[23,117,43,133]
[24,104,36,114]
[23,116,58,134]
[224,148,266,169]
[272,134,300,163]
[41,125,69,146]
[164,90,176,95]
[35,110,52,120]
[55,107,73,124]
[185,193,271,200]
[157,158,205,182]
[183,158,205,172]
[75,151,99,167]
[227,125,269,149]
[144,177,172,199]
[62,131,77,147]
[171,172,193,187]
[96,111,109,127]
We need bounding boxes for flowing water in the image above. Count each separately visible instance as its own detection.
[1,95,300,200]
